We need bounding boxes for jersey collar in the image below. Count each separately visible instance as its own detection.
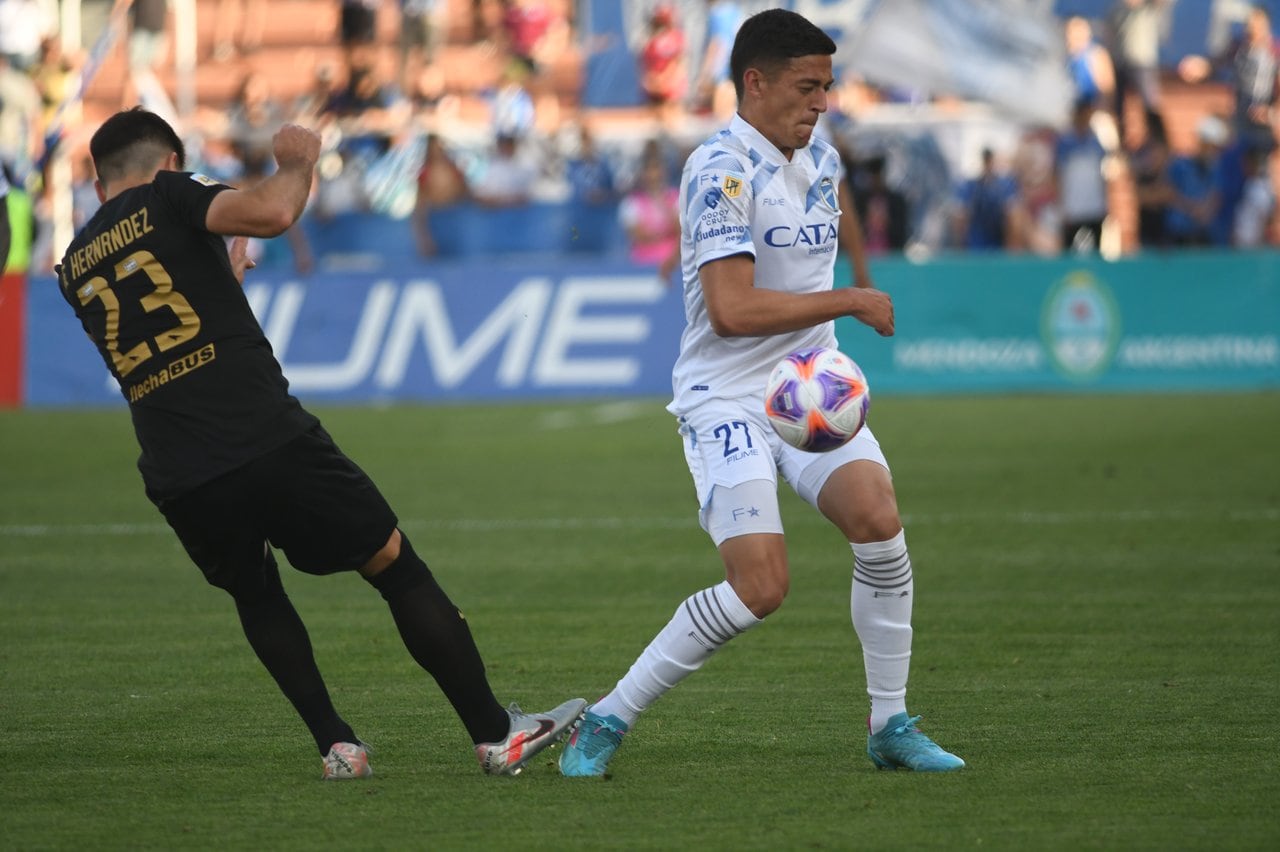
[729,113,798,167]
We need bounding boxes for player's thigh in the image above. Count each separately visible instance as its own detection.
[780,425,902,543]
[259,425,398,575]
[156,464,275,592]
[677,401,780,530]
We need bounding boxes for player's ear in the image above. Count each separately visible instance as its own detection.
[166,151,181,171]
[742,67,765,100]
[94,179,106,203]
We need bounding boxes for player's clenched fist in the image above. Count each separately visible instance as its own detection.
[273,124,321,170]
[849,287,895,337]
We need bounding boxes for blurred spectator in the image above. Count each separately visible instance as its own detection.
[412,132,468,256]
[1165,115,1228,247]
[639,4,687,129]
[213,0,266,61]
[0,0,56,72]
[122,0,178,121]
[470,133,537,207]
[1065,15,1119,152]
[1185,4,1279,156]
[227,70,285,167]
[339,0,382,74]
[951,147,1020,251]
[692,0,742,118]
[851,156,909,254]
[292,62,340,125]
[406,61,453,117]
[31,36,77,132]
[1055,99,1110,253]
[314,145,371,220]
[1010,128,1062,255]
[0,53,41,174]
[500,0,554,74]
[322,57,407,150]
[618,143,679,266]
[1066,16,1116,113]
[1106,0,1171,150]
[398,1,444,96]
[70,153,100,233]
[489,60,537,140]
[499,0,568,133]
[565,122,617,206]
[128,0,169,75]
[1130,110,1174,248]
[1233,145,1276,245]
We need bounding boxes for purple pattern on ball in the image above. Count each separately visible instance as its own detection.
[765,378,805,424]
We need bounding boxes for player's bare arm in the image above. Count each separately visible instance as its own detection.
[205,124,320,238]
[837,181,874,289]
[227,235,256,285]
[700,254,895,337]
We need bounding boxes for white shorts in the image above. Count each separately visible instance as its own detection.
[676,398,889,544]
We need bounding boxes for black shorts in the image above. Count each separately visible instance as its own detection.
[157,424,398,589]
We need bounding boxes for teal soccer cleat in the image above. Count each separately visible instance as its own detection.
[559,707,629,777]
[867,713,965,772]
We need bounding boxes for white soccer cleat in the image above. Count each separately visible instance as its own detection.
[322,741,373,780]
[475,698,588,776]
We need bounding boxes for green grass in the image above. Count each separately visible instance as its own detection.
[1,393,1278,851]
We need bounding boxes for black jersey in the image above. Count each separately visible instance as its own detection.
[56,170,317,501]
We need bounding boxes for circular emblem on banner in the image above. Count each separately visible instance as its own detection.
[1041,270,1121,380]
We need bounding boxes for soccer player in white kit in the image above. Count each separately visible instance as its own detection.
[560,8,964,776]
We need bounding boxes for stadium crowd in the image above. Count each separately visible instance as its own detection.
[2,0,1279,275]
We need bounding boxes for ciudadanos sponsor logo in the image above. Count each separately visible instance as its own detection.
[763,222,838,255]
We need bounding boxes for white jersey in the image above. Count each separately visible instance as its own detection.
[668,113,843,415]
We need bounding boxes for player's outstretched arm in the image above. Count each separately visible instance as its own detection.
[701,255,894,338]
[205,124,320,238]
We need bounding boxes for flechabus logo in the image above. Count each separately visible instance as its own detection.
[1040,271,1121,381]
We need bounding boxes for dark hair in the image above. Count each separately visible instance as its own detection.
[729,9,837,101]
[89,107,186,185]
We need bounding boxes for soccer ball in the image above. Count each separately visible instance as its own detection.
[764,347,871,452]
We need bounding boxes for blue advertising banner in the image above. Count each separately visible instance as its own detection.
[25,260,685,406]
[22,252,1280,407]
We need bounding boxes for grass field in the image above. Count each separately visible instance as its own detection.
[1,392,1278,851]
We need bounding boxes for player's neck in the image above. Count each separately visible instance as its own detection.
[101,170,161,202]
[736,110,796,162]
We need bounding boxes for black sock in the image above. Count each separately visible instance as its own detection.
[234,566,356,755]
[367,533,509,744]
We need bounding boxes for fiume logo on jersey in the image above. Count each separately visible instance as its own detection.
[1040,271,1120,380]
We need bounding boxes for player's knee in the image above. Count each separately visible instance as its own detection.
[743,580,788,618]
[727,563,790,617]
[860,501,903,544]
[363,530,432,601]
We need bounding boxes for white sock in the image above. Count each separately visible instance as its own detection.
[850,530,913,734]
[594,581,761,727]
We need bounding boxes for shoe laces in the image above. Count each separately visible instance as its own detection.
[575,717,625,758]
[881,715,946,753]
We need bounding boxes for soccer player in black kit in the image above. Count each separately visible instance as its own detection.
[56,108,584,780]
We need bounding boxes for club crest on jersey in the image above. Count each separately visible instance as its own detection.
[722,173,744,198]
[818,177,838,211]
[189,173,221,186]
